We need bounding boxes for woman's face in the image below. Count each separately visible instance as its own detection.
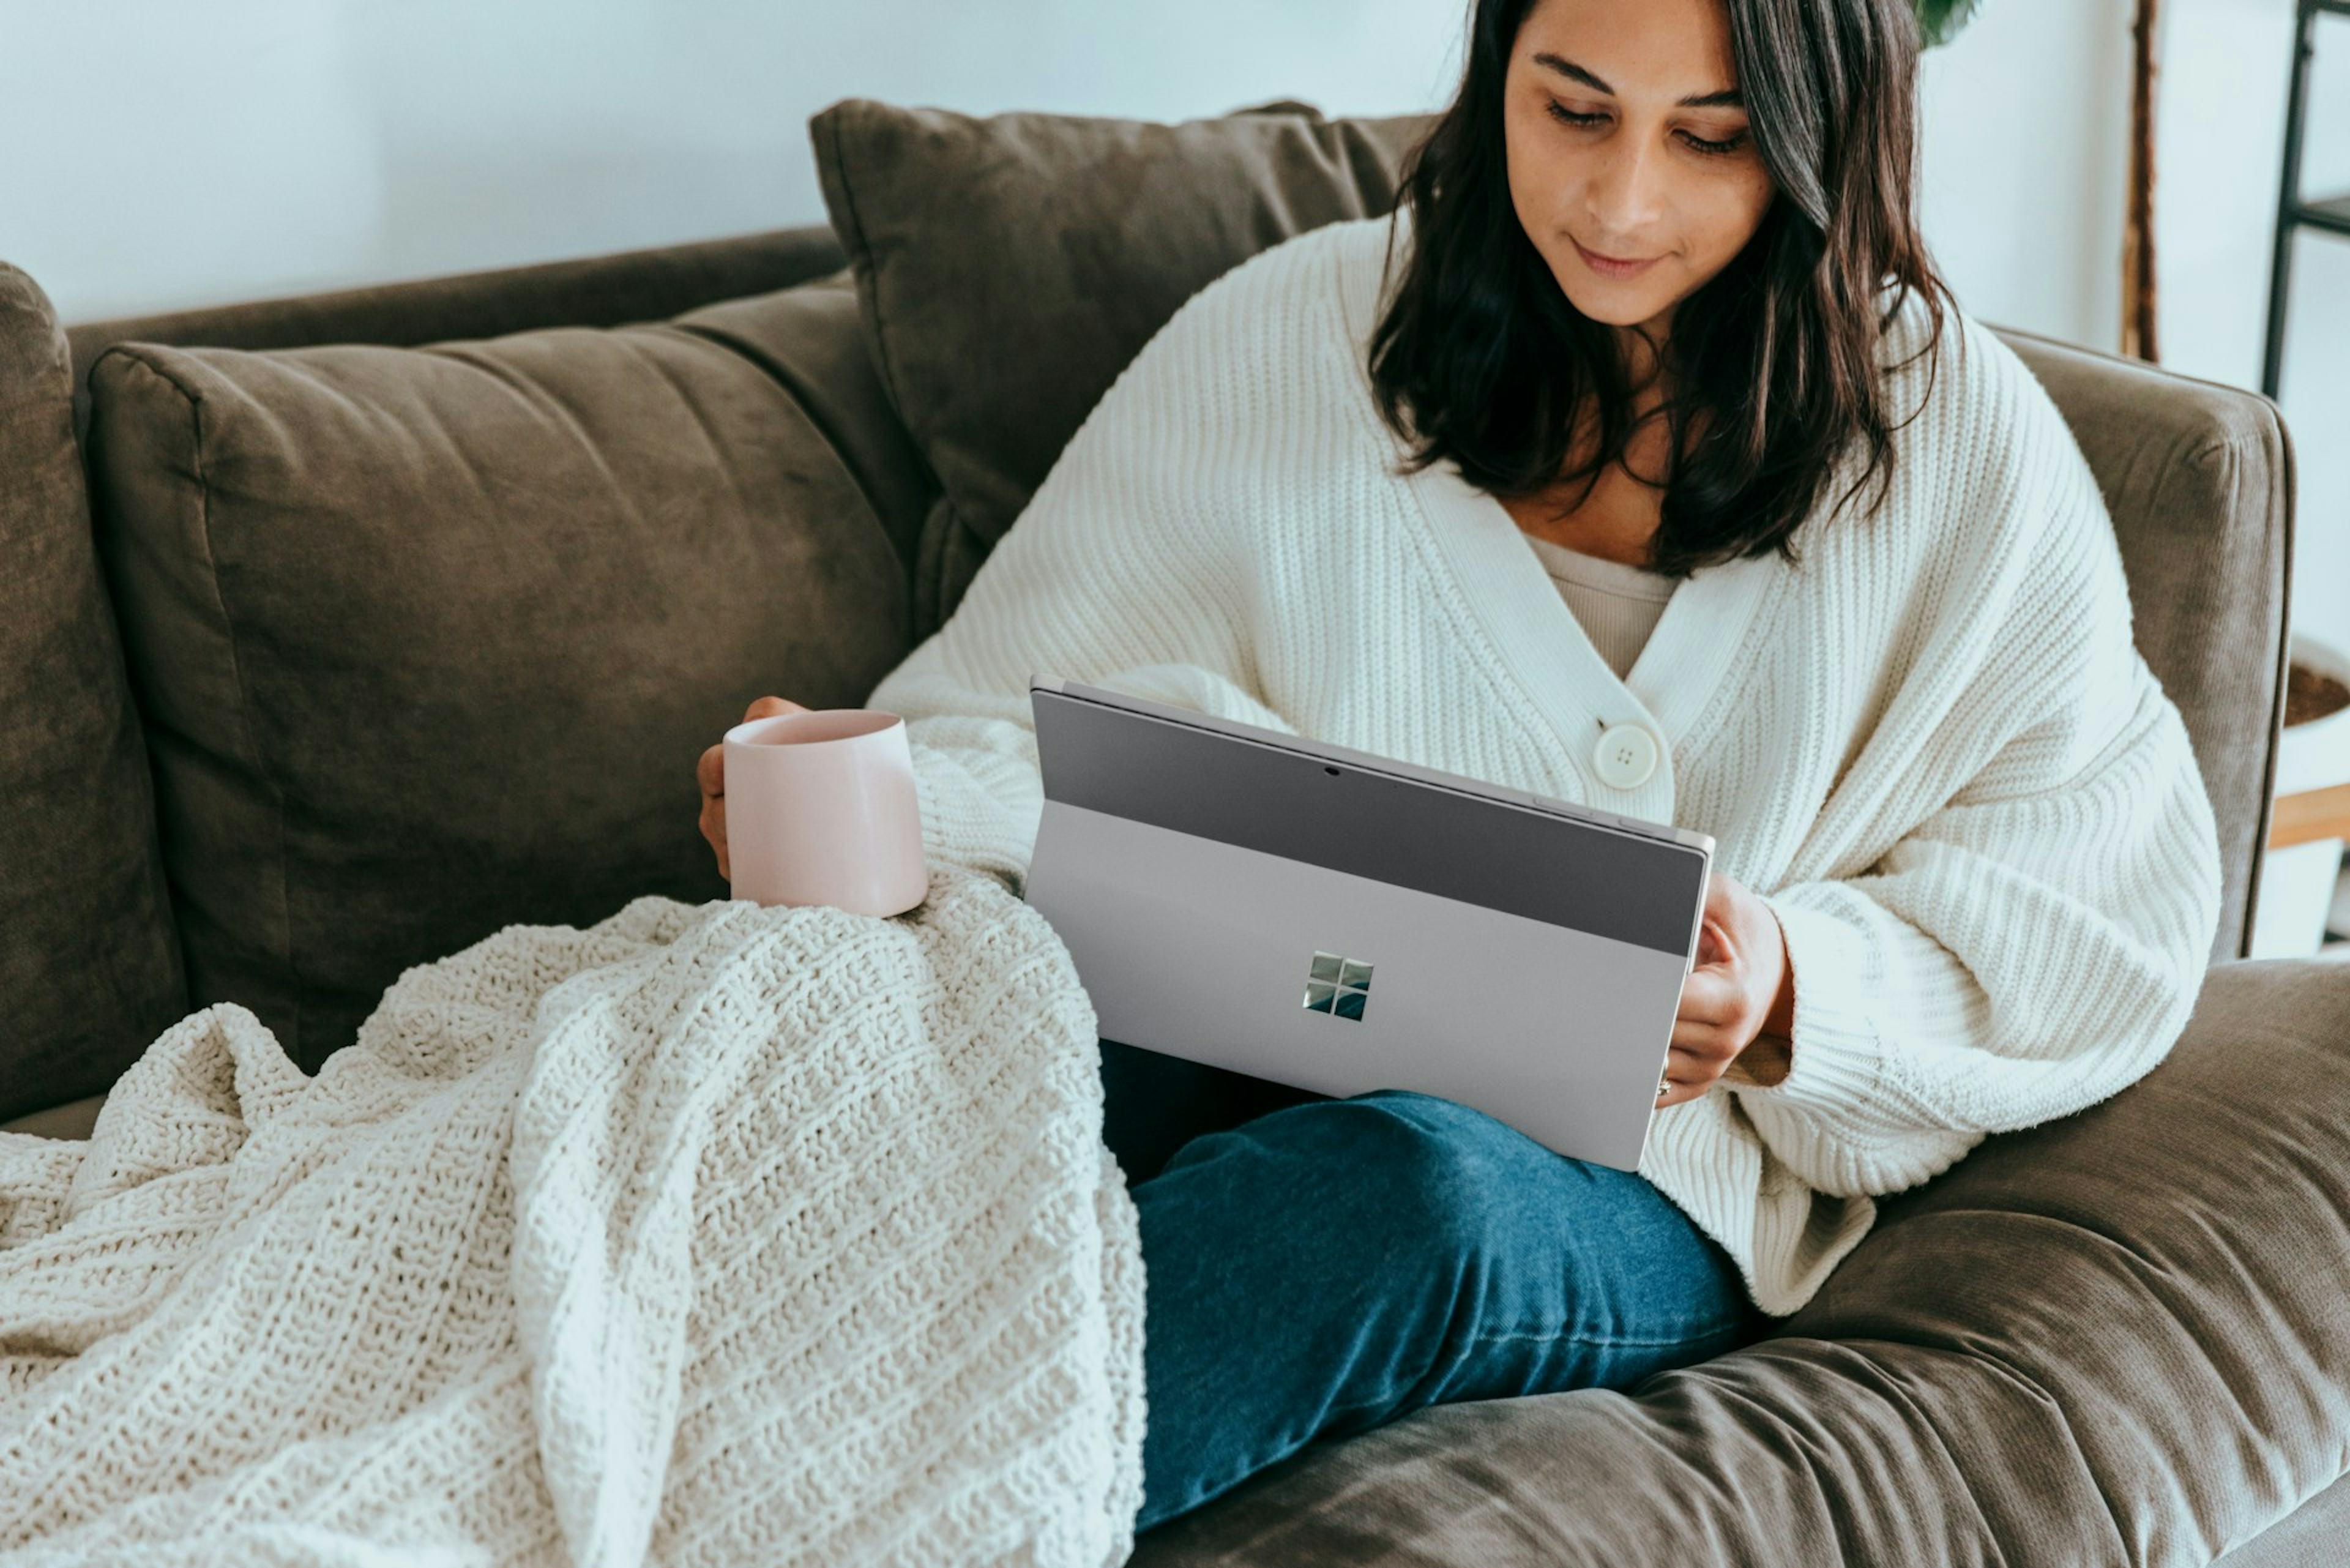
[1502,0,1777,339]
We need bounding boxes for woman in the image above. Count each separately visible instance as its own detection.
[699,0,2223,1533]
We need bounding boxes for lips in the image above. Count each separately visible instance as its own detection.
[1572,236,1662,280]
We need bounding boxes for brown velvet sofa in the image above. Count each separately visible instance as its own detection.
[4,100,2348,1565]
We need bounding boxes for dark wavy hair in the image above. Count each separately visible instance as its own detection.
[1367,0,1953,577]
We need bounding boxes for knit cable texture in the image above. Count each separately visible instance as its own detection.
[865,212,2226,1316]
[0,860,1144,1567]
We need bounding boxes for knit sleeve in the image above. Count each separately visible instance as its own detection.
[1740,670,2221,1196]
[1732,482,2225,1200]
[863,254,1306,900]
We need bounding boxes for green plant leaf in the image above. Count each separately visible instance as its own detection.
[1914,0,1985,47]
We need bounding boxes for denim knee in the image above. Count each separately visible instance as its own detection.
[1125,1085,1756,1529]
[1217,1088,1750,1350]
[1223,1089,1519,1269]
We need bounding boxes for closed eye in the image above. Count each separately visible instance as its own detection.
[1543,100,1748,158]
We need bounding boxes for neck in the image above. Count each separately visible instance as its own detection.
[1616,326,1673,392]
[1613,312,1671,392]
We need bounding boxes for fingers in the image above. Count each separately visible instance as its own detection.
[703,697,807,800]
[1701,871,1736,930]
[1664,1026,1739,1080]
[696,742,729,879]
[701,698,808,882]
[1675,965,1741,1025]
[1655,1042,1728,1110]
[1696,916,1725,966]
[1695,914,1741,971]
[696,778,730,876]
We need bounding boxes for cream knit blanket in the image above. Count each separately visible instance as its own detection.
[0,862,1144,1567]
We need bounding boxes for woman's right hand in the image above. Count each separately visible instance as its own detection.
[698,695,808,880]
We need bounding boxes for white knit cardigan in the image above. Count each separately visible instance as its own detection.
[866,209,2225,1316]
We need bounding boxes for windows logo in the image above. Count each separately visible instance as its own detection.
[1302,950,1373,1021]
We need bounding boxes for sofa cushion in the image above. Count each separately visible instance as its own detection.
[809,97,1433,635]
[82,271,920,1072]
[64,230,854,446]
[1130,955,2350,1565]
[0,1095,106,1141]
[0,265,187,1124]
[1996,329,2291,967]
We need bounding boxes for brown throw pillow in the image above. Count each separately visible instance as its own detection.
[809,97,1434,635]
[0,266,188,1121]
[81,271,923,1073]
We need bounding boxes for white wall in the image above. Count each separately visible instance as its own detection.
[1,0,2340,644]
[1916,0,2136,349]
[0,0,1466,324]
[0,0,2195,338]
[2152,0,2349,657]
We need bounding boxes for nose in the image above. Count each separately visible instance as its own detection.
[1583,132,1666,245]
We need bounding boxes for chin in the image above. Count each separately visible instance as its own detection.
[1547,264,1668,328]
[1564,291,1660,328]
[1531,245,1661,326]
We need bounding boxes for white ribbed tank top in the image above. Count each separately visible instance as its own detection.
[1517,532,1680,679]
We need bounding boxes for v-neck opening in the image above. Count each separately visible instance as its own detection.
[1521,532,1679,602]
[1400,454,1783,811]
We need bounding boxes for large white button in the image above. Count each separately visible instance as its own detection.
[1592,723,1660,790]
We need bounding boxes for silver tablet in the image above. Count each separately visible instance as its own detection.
[1020,673,1714,1171]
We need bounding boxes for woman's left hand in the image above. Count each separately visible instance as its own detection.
[1659,870,1795,1108]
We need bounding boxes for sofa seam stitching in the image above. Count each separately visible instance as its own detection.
[816,106,941,628]
[121,349,303,1058]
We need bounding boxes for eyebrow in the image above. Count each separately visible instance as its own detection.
[1531,51,1745,109]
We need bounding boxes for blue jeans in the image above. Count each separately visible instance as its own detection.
[1099,1040,1759,1532]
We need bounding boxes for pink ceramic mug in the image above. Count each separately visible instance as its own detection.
[722,709,928,916]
